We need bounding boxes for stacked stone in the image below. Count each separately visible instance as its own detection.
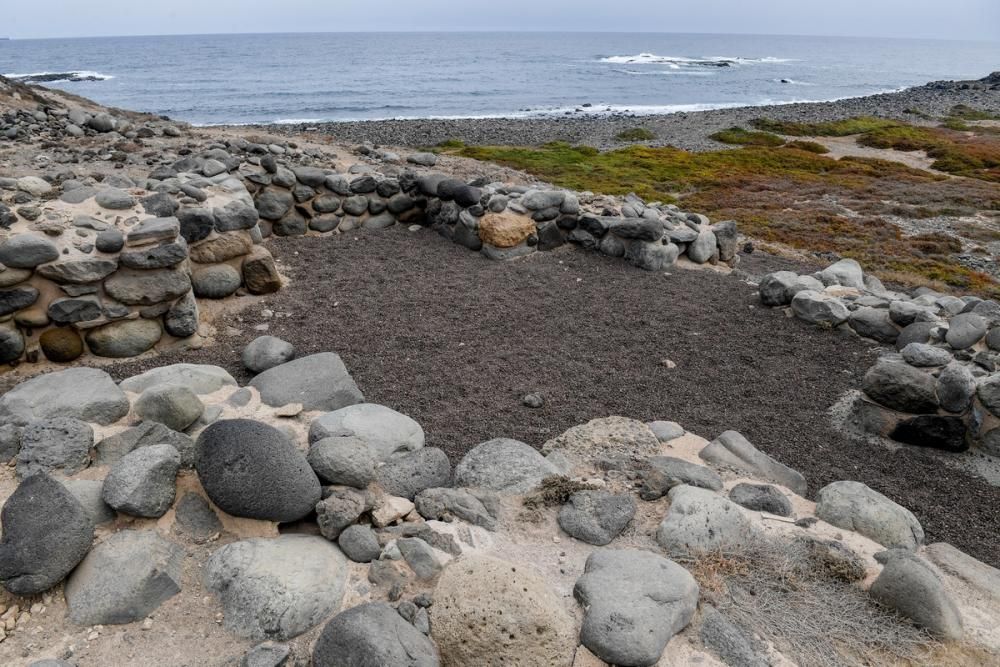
[0,153,280,365]
[242,157,740,271]
[758,258,1000,453]
[0,352,985,664]
[0,98,183,144]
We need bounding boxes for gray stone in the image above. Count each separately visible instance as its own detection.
[978,374,1000,417]
[377,447,452,499]
[861,359,939,413]
[102,444,180,518]
[256,188,294,221]
[574,549,698,666]
[125,216,179,246]
[625,240,678,271]
[165,291,199,338]
[192,263,242,299]
[728,483,793,516]
[119,239,188,269]
[120,363,237,395]
[16,417,93,478]
[0,473,94,595]
[47,296,101,324]
[177,207,216,243]
[946,312,988,350]
[65,530,184,625]
[454,438,559,494]
[521,190,564,210]
[398,537,443,579]
[407,152,438,167]
[699,430,807,495]
[204,535,347,640]
[815,480,924,549]
[0,367,129,426]
[95,188,135,210]
[308,402,421,460]
[0,423,19,462]
[214,200,259,232]
[134,384,204,431]
[308,436,376,488]
[86,318,162,358]
[312,602,440,667]
[96,228,125,253]
[337,524,381,563]
[59,480,114,527]
[890,300,934,326]
[656,485,756,557]
[557,490,636,545]
[363,211,396,229]
[0,286,38,317]
[640,456,723,500]
[699,605,767,667]
[241,642,291,667]
[607,217,663,242]
[243,335,295,373]
[790,291,849,326]
[414,487,499,530]
[712,220,739,261]
[937,362,976,413]
[141,192,179,218]
[818,258,864,289]
[16,175,53,196]
[36,258,118,284]
[316,487,373,540]
[0,234,59,268]
[900,342,952,367]
[870,549,963,639]
[925,542,1000,606]
[895,321,936,350]
[175,492,222,542]
[104,267,191,305]
[687,228,717,263]
[848,307,899,343]
[250,353,365,412]
[647,420,684,442]
[195,419,321,522]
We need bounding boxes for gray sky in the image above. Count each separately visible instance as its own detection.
[6,0,1000,41]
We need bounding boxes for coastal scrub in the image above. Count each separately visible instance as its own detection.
[710,127,785,147]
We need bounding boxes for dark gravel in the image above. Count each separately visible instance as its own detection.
[256,78,1000,151]
[100,227,1000,567]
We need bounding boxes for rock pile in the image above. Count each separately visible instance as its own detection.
[1,337,996,665]
[758,258,1000,453]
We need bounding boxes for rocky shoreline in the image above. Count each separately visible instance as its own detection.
[257,74,1000,151]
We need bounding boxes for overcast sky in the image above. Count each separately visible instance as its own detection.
[6,0,1000,41]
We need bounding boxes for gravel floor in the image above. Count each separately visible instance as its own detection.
[102,228,1000,567]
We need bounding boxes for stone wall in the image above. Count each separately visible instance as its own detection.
[757,259,1000,454]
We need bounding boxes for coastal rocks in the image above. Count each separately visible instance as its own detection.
[432,555,576,667]
[541,416,659,465]
[65,530,184,625]
[870,549,963,639]
[818,258,865,289]
[478,211,536,248]
[102,444,181,518]
[790,291,850,326]
[312,602,440,667]
[242,246,283,294]
[557,490,635,545]
[104,267,191,305]
[454,438,559,494]
[316,487,374,540]
[900,343,952,367]
[308,437,377,488]
[16,416,93,478]
[134,384,204,431]
[574,549,699,666]
[0,367,129,425]
[848,307,899,344]
[699,430,807,496]
[376,447,452,499]
[308,403,422,460]
[656,485,756,556]
[0,234,59,268]
[193,264,242,298]
[85,318,163,357]
[728,483,793,516]
[34,327,80,361]
[175,492,223,542]
[639,456,723,499]
[945,312,987,350]
[815,481,924,550]
[861,360,938,414]
[95,421,195,467]
[95,188,136,210]
[242,335,295,373]
[414,487,499,531]
[250,353,364,412]
[336,525,381,563]
[0,473,94,596]
[204,535,347,640]
[119,363,237,395]
[195,419,321,522]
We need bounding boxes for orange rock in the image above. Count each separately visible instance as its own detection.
[477,212,536,248]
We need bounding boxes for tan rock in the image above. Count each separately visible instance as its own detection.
[242,246,282,295]
[372,495,415,527]
[432,555,576,667]
[189,232,252,263]
[478,212,536,249]
[542,416,660,465]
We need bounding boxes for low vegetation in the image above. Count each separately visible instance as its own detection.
[751,116,900,137]
[614,127,656,142]
[784,139,830,154]
[442,136,1000,297]
[710,127,785,147]
[859,125,1000,182]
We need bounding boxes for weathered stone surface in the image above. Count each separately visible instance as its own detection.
[308,403,421,459]
[242,245,282,294]
[95,187,135,210]
[936,362,976,414]
[728,483,793,516]
[574,549,698,666]
[414,487,499,531]
[557,490,635,545]
[699,430,807,495]
[95,420,195,467]
[250,353,364,412]
[243,335,295,373]
[656,485,756,557]
[126,216,179,246]
[214,200,260,232]
[193,263,242,298]
[62,479,116,526]
[848,307,899,343]
[36,258,118,284]
[925,542,1000,605]
[376,447,452,499]
[65,530,184,625]
[640,456,723,500]
[870,550,963,639]
[308,436,376,488]
[165,291,199,338]
[196,419,321,522]
[687,228,717,263]
[648,420,685,442]
[900,343,952,367]
[120,363,237,395]
[39,327,84,362]
[432,556,576,667]
[104,267,191,305]
[945,312,987,350]
[398,537,443,580]
[189,232,252,263]
[478,211,536,248]
[978,374,1000,417]
[204,535,347,640]
[0,234,60,268]
[178,207,216,242]
[85,318,162,358]
[135,384,204,431]
[815,481,924,549]
[542,416,659,465]
[337,525,381,563]
[316,487,374,540]
[312,602,440,667]
[102,444,181,518]
[455,438,559,494]
[175,492,223,542]
[0,474,94,595]
[791,291,850,326]
[16,416,93,478]
[818,258,864,289]
[861,359,939,413]
[699,605,768,667]
[47,296,102,325]
[0,367,129,425]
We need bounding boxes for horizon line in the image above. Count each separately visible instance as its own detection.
[3,29,999,44]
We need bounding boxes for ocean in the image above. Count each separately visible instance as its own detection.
[0,32,997,126]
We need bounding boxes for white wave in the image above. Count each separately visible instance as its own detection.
[272,118,327,125]
[599,53,796,67]
[5,70,115,82]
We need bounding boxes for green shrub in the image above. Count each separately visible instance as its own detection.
[615,127,656,142]
[784,140,830,154]
[710,127,785,147]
